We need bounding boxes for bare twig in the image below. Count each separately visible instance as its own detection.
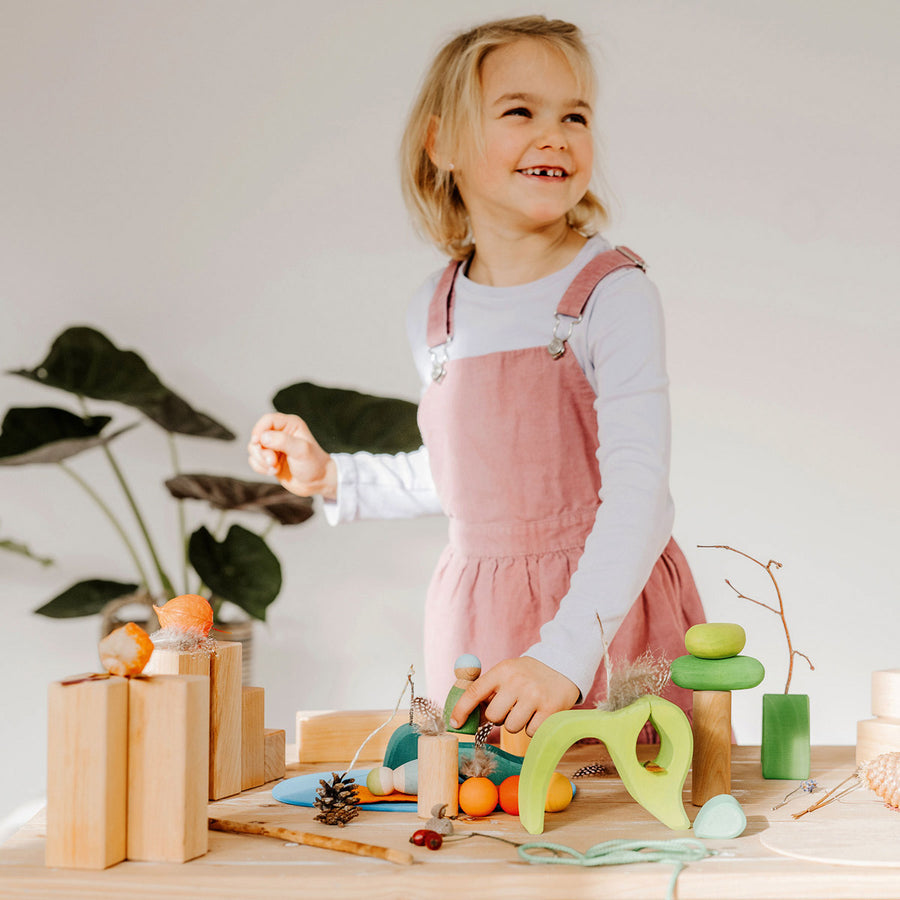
[208,818,413,866]
[699,545,814,693]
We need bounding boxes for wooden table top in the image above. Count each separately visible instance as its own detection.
[3,744,899,899]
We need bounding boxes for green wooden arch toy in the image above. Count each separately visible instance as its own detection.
[518,695,693,834]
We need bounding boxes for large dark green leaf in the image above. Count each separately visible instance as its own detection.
[165,474,314,526]
[188,525,281,621]
[10,326,235,440]
[0,406,136,466]
[272,382,421,453]
[34,578,139,618]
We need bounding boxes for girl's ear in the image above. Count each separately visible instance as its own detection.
[426,115,454,171]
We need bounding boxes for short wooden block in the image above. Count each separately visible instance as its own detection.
[872,669,900,719]
[295,710,408,763]
[127,675,209,862]
[209,641,242,800]
[691,690,732,806]
[46,676,128,869]
[144,646,211,677]
[264,729,286,782]
[761,693,810,779]
[241,687,266,791]
[857,717,900,766]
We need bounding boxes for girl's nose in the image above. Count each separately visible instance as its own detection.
[536,122,567,151]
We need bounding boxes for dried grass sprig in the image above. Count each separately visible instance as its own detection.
[594,614,670,711]
[699,545,814,693]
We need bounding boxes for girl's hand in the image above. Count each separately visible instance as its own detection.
[248,413,337,500]
[449,657,579,737]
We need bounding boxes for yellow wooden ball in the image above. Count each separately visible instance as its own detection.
[544,772,574,812]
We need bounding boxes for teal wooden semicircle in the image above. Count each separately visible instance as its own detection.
[518,695,693,835]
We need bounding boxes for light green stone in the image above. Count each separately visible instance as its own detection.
[670,654,764,691]
[693,794,746,839]
[685,623,746,659]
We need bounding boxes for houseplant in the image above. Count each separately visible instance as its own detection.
[1,326,422,645]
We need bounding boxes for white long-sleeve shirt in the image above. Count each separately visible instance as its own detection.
[324,234,674,698]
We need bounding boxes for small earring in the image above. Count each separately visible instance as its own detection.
[447,162,454,171]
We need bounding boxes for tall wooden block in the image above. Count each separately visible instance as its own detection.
[127,674,209,862]
[691,690,732,806]
[264,729,286,783]
[144,646,211,677]
[46,676,128,869]
[241,687,266,790]
[209,641,242,799]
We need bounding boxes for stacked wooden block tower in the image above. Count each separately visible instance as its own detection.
[857,668,900,765]
[45,640,286,870]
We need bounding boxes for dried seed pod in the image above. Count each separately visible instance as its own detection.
[98,622,154,676]
[861,751,900,809]
[153,594,214,637]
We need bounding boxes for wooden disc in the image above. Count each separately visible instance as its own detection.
[857,717,900,766]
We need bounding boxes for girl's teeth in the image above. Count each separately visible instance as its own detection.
[521,167,565,177]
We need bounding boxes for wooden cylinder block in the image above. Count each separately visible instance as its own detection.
[46,676,128,869]
[416,733,459,819]
[857,717,900,766]
[127,674,209,862]
[872,670,900,719]
[691,690,732,807]
[500,725,531,757]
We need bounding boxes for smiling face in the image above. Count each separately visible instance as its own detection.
[453,38,595,239]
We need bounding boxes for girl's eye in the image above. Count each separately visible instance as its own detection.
[502,107,532,118]
[564,113,588,125]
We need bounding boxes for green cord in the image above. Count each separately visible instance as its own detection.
[517,838,713,900]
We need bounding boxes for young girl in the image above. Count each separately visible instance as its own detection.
[248,15,705,737]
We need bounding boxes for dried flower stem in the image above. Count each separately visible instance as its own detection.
[699,545,814,693]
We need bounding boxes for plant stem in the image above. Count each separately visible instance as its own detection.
[59,461,151,588]
[78,397,175,598]
[167,433,189,594]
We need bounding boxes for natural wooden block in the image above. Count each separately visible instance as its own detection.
[144,646,211,677]
[209,641,242,800]
[46,676,128,870]
[241,687,265,791]
[295,710,408,763]
[264,729,286,782]
[127,675,209,863]
[872,669,900,719]
[691,690,732,806]
[417,733,459,819]
[857,717,900,766]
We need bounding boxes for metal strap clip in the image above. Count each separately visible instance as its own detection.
[429,340,451,382]
[548,314,582,359]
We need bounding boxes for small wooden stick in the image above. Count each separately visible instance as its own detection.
[208,817,414,866]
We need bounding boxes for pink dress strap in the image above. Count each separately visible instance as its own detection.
[556,245,646,318]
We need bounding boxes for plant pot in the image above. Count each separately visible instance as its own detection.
[761,693,810,780]
[100,591,160,637]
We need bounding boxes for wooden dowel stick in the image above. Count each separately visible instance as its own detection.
[207,817,414,866]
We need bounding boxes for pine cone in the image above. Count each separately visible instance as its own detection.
[313,772,360,826]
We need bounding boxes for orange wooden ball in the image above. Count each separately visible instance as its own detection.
[545,772,574,812]
[498,775,520,815]
[458,777,499,817]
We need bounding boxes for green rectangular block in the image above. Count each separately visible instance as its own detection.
[761,693,810,780]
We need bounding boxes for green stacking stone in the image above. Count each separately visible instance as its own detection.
[670,654,765,691]
[685,623,746,659]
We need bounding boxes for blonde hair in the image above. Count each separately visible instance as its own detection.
[400,16,610,260]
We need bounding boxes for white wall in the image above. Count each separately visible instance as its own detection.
[2,0,897,831]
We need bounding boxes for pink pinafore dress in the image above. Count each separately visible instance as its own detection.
[416,246,705,720]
